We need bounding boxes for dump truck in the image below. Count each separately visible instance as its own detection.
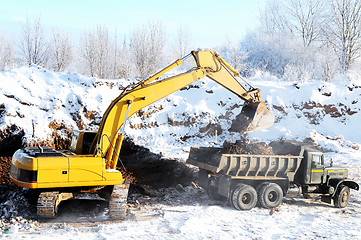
[9,50,274,219]
[186,144,359,210]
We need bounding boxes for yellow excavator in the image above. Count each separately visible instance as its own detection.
[9,50,274,219]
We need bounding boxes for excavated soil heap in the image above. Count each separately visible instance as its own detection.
[191,140,308,167]
[118,137,195,188]
[0,125,24,185]
[0,125,24,157]
[269,140,305,156]
[191,139,276,167]
[222,139,274,155]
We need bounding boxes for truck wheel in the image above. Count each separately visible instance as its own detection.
[231,184,257,210]
[258,183,283,209]
[334,185,350,208]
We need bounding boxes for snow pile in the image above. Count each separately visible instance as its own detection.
[125,76,361,159]
[248,78,361,147]
[0,66,360,239]
[1,66,361,160]
[0,66,124,144]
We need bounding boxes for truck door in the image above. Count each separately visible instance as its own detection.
[310,153,325,184]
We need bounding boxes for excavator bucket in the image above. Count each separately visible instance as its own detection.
[229,101,274,132]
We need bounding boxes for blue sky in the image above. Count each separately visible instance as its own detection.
[0,0,265,48]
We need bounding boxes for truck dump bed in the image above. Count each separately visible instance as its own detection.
[186,147,303,180]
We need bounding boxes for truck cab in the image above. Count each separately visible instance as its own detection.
[300,148,349,185]
[294,147,358,207]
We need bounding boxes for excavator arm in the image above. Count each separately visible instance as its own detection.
[93,50,274,169]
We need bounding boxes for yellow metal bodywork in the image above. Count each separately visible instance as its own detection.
[10,49,272,190]
[10,151,123,189]
[97,68,207,163]
[37,157,68,183]
[95,50,268,169]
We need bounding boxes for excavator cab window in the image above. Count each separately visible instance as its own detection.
[70,130,97,154]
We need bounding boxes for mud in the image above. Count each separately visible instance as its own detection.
[118,137,196,188]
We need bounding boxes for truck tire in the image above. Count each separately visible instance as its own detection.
[231,184,257,210]
[333,185,350,208]
[258,183,283,209]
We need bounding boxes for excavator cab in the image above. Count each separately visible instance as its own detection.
[70,130,97,154]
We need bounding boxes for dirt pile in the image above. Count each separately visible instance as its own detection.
[0,157,12,184]
[0,125,24,157]
[222,139,274,155]
[188,140,306,167]
[269,140,303,156]
[189,140,275,167]
[119,137,195,188]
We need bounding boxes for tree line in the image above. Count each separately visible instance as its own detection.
[0,18,188,79]
[241,0,361,82]
[1,0,361,82]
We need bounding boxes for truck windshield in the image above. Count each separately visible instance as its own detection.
[312,154,323,167]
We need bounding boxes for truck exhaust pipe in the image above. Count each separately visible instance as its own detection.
[229,101,274,132]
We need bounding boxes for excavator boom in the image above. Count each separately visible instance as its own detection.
[94,50,274,169]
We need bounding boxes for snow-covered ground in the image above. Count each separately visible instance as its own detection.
[0,66,360,239]
[1,173,361,240]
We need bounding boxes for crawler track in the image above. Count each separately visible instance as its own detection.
[37,191,60,218]
[109,180,130,219]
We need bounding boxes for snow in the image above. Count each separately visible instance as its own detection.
[0,66,361,239]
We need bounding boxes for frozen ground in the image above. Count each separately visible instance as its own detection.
[1,153,360,240]
[0,66,360,239]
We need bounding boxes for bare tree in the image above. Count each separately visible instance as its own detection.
[19,16,48,67]
[50,28,72,72]
[129,20,166,78]
[261,0,290,34]
[287,0,324,47]
[81,31,97,77]
[80,25,114,78]
[115,36,132,78]
[262,0,323,47]
[222,38,248,74]
[323,0,361,71]
[0,33,13,70]
[175,24,192,58]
